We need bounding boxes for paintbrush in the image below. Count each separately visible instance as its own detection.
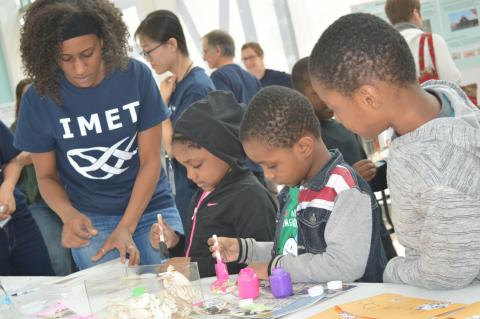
[157,214,170,260]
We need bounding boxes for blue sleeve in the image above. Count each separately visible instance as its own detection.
[174,89,212,122]
[210,71,231,92]
[282,74,293,88]
[0,121,19,164]
[137,60,171,132]
[13,88,55,153]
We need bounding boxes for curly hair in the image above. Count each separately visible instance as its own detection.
[20,0,129,105]
[240,86,320,148]
[309,13,416,97]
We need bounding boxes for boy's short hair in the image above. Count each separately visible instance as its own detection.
[240,86,320,148]
[385,0,420,25]
[309,13,416,96]
[241,42,264,57]
[291,57,311,93]
[203,30,235,57]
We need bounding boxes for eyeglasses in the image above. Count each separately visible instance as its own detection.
[140,43,163,59]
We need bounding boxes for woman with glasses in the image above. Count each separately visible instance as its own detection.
[14,0,183,270]
[136,10,215,222]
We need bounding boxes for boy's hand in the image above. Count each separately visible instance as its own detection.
[353,159,377,182]
[150,220,179,249]
[207,236,240,262]
[248,262,269,280]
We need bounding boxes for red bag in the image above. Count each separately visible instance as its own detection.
[418,33,439,83]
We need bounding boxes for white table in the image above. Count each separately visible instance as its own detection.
[2,273,480,318]
[199,276,480,318]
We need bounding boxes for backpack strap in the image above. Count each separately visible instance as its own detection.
[418,33,427,73]
[418,33,439,79]
[426,33,438,78]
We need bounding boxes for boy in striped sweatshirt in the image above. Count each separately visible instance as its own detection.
[209,86,387,283]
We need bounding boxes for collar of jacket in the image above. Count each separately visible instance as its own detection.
[301,149,346,191]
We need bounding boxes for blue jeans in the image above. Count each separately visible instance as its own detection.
[72,207,184,270]
[29,201,76,275]
[0,213,54,275]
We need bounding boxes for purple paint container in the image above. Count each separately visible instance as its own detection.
[269,267,293,298]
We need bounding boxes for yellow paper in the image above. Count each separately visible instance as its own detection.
[308,305,376,318]
[439,301,480,319]
[307,294,465,319]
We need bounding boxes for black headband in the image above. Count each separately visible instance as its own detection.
[60,13,100,42]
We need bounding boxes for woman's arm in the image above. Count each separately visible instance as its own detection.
[32,151,98,247]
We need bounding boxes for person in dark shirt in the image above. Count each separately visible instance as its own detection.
[202,30,261,104]
[0,120,54,275]
[292,57,397,260]
[136,10,215,221]
[241,42,292,88]
[202,30,265,185]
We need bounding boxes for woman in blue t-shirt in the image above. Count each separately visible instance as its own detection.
[135,10,215,222]
[14,0,183,270]
[0,121,54,275]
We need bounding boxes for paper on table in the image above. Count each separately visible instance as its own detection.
[307,293,465,319]
[439,301,480,319]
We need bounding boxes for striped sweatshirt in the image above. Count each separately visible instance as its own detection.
[383,81,480,289]
[237,150,386,283]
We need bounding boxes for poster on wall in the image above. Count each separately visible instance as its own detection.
[351,0,480,105]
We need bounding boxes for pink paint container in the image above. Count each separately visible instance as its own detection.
[237,267,259,299]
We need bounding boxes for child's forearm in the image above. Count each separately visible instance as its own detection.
[237,238,274,264]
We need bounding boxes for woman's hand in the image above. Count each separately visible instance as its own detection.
[91,224,139,266]
[61,212,98,248]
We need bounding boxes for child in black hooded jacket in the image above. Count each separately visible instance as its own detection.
[150,91,276,277]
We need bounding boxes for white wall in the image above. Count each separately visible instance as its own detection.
[1,0,478,101]
[289,0,369,58]
[0,0,25,99]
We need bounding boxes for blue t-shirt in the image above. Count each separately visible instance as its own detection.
[169,67,215,124]
[260,69,292,88]
[168,67,215,219]
[0,121,29,219]
[210,64,261,104]
[14,59,175,215]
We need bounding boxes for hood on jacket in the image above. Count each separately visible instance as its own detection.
[396,80,480,152]
[173,90,247,171]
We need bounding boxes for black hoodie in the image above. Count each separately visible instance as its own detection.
[173,91,277,277]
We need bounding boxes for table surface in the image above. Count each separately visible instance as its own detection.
[2,272,480,318]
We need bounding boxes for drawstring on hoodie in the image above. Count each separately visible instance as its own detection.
[185,190,211,257]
